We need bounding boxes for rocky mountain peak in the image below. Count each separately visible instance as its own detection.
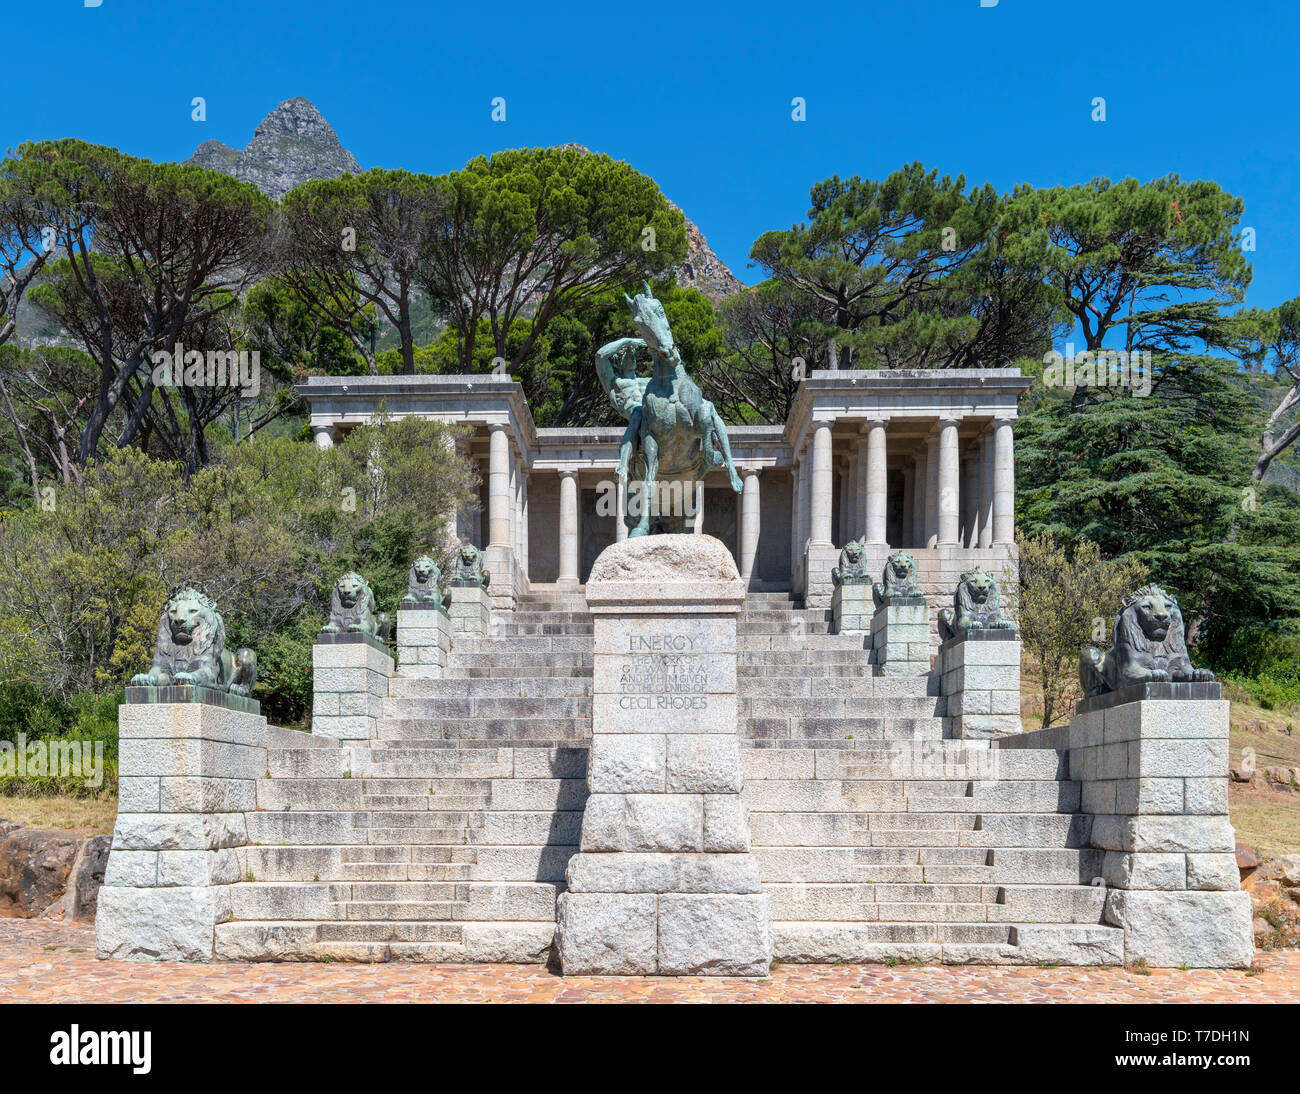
[187,97,360,201]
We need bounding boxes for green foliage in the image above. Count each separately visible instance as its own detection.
[0,417,476,734]
[747,162,1059,373]
[17,139,277,471]
[1013,531,1148,727]
[243,275,371,377]
[280,168,445,375]
[421,147,687,378]
[0,685,120,800]
[1017,360,1300,669]
[1003,175,1250,353]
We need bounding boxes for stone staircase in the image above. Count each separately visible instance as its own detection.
[737,591,948,747]
[215,587,592,962]
[216,584,1123,965]
[745,743,1119,963]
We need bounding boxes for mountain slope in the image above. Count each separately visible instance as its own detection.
[187,97,360,201]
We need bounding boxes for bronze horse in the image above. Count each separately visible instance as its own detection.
[595,283,741,536]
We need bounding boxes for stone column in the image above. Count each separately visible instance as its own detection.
[924,432,940,548]
[937,417,960,546]
[740,467,761,583]
[809,419,834,545]
[795,452,806,553]
[993,417,1015,545]
[961,447,979,548]
[839,455,855,544]
[615,475,628,543]
[901,459,915,550]
[558,469,579,585]
[555,535,771,976]
[912,450,926,549]
[454,436,473,544]
[512,475,522,584]
[788,459,801,587]
[508,451,519,564]
[487,423,510,549]
[441,430,461,554]
[312,423,335,450]
[854,435,869,542]
[865,417,888,545]
[978,428,994,549]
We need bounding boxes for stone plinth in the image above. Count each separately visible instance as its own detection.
[1066,694,1253,968]
[830,583,873,635]
[448,584,492,638]
[96,704,259,960]
[481,547,519,613]
[870,596,930,676]
[96,703,327,961]
[311,638,392,742]
[555,534,772,976]
[937,630,1022,739]
[396,608,451,678]
[800,542,841,608]
[125,684,260,716]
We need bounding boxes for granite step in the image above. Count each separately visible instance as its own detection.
[388,677,591,698]
[214,920,557,963]
[770,922,1124,965]
[373,718,589,742]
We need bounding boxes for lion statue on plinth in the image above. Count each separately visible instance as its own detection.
[872,550,919,607]
[323,571,389,639]
[937,566,1016,643]
[130,586,257,696]
[832,539,871,586]
[1079,583,1215,696]
[451,543,490,588]
[400,554,450,613]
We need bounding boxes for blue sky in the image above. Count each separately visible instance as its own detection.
[7,0,1300,310]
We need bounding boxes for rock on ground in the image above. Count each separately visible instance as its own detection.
[0,828,81,918]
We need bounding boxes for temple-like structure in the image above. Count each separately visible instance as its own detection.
[92,364,1252,972]
[299,369,1030,610]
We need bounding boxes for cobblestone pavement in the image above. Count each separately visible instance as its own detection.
[1,921,1296,1003]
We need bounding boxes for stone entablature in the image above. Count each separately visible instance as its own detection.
[297,369,1031,612]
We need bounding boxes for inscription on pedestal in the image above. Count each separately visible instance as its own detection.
[618,633,711,712]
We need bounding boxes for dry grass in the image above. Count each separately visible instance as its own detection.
[0,794,117,835]
[1227,701,1300,770]
[1230,788,1300,857]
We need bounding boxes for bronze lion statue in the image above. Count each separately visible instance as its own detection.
[1080,583,1215,696]
[938,566,1015,642]
[451,543,490,588]
[130,586,257,697]
[323,571,389,639]
[872,550,919,606]
[400,554,450,613]
[832,539,871,586]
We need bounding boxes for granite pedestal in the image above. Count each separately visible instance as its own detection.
[555,534,772,976]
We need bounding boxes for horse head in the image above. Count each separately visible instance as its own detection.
[624,281,676,358]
